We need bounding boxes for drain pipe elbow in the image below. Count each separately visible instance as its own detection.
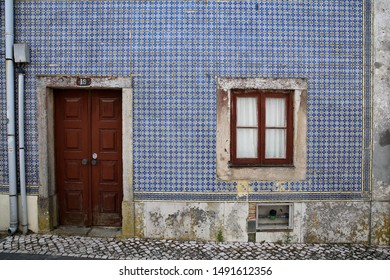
[8,225,18,236]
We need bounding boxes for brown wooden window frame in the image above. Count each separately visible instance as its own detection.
[229,89,294,167]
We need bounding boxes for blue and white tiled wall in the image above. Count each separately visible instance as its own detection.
[0,0,371,201]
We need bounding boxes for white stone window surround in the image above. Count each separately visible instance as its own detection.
[36,75,134,235]
[216,78,307,181]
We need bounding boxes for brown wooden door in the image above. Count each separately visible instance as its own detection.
[55,89,122,227]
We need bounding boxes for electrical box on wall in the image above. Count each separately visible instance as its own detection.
[256,203,293,230]
[14,43,30,63]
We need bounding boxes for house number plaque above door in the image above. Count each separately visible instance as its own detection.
[76,77,91,86]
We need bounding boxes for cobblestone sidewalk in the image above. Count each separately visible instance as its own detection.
[1,233,389,260]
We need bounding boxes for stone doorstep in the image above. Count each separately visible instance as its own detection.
[88,227,122,238]
[52,226,121,238]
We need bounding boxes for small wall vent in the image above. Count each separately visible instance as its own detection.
[256,203,293,230]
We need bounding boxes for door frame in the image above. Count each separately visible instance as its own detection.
[37,75,134,236]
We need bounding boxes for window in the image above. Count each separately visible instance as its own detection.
[256,203,294,230]
[216,78,307,181]
[230,89,293,166]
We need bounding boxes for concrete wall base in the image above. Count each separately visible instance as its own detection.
[0,197,388,245]
[135,201,248,242]
[0,194,39,233]
[134,201,389,244]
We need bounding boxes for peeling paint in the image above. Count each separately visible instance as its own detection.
[150,211,164,227]
[134,202,248,241]
[190,206,213,224]
[373,213,390,245]
[371,202,390,245]
[121,201,135,237]
[226,208,244,238]
[163,206,218,240]
[134,204,145,238]
[379,129,390,147]
[236,181,249,198]
[375,62,384,68]
[372,0,390,245]
[217,77,307,92]
[303,202,370,244]
[304,211,320,243]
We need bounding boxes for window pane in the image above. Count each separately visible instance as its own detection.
[266,97,286,127]
[236,128,258,158]
[237,97,257,127]
[265,129,286,159]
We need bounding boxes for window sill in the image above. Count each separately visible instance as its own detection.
[228,163,295,168]
[218,162,305,181]
[256,228,294,232]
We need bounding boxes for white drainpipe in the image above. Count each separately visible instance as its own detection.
[18,70,28,235]
[5,0,18,235]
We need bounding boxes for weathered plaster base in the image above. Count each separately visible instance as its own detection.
[38,194,57,231]
[372,0,390,246]
[256,202,375,244]
[302,202,370,244]
[373,0,390,202]
[134,201,384,244]
[135,201,248,242]
[121,201,135,237]
[0,194,39,233]
[0,197,386,245]
[370,202,390,245]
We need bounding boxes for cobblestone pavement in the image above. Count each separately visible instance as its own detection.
[0,233,389,260]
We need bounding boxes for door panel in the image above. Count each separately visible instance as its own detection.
[91,93,122,226]
[64,129,83,150]
[100,191,119,212]
[65,160,83,180]
[55,91,90,226]
[64,190,83,211]
[55,89,122,227]
[100,129,119,151]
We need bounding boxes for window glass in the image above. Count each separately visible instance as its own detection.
[237,97,257,126]
[265,97,286,127]
[265,129,286,158]
[265,97,287,159]
[237,128,258,158]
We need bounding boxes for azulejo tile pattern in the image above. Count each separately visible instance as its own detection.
[0,1,371,201]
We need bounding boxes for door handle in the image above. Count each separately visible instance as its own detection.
[91,153,98,165]
[81,158,89,165]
